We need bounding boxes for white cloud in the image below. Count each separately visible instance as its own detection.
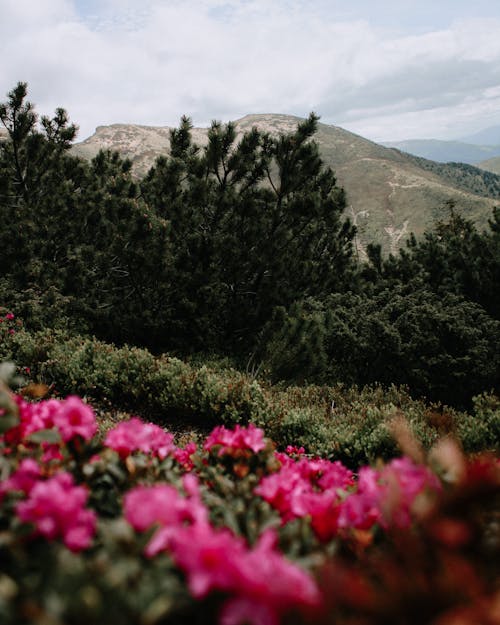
[1,0,500,141]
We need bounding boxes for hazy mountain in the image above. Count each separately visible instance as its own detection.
[478,156,500,175]
[459,125,500,146]
[381,138,500,165]
[72,114,500,256]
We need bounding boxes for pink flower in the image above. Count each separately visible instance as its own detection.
[104,418,174,459]
[52,396,97,442]
[173,441,197,470]
[22,398,61,435]
[5,458,41,493]
[338,467,382,530]
[378,457,441,528]
[0,458,41,503]
[169,522,248,597]
[5,312,14,320]
[15,472,96,551]
[255,456,353,536]
[124,476,208,556]
[204,424,266,456]
[240,529,320,606]
[255,464,307,523]
[3,395,96,445]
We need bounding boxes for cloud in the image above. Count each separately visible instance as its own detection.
[1,0,500,142]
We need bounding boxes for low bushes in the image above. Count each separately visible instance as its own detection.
[1,326,498,466]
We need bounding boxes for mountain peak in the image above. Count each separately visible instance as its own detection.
[71,116,499,256]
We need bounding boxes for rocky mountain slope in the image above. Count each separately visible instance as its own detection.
[72,114,500,255]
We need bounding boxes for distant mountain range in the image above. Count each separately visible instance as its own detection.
[382,125,500,173]
[72,115,500,257]
[381,138,500,167]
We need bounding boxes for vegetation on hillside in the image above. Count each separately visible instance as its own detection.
[1,82,500,413]
[406,154,500,199]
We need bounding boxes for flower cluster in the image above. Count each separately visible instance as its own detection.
[0,310,20,338]
[1,387,497,625]
[104,417,175,459]
[204,423,266,456]
[15,471,96,551]
[256,450,441,540]
[1,459,96,551]
[125,475,320,625]
[4,394,97,447]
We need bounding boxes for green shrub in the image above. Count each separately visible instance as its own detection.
[2,327,497,466]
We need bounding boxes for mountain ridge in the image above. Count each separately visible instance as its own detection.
[69,115,500,255]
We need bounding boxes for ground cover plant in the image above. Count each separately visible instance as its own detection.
[0,381,498,625]
[1,321,498,466]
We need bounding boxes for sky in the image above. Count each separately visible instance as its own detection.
[2,0,500,142]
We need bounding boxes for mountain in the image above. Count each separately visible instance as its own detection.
[478,156,500,175]
[381,138,500,165]
[459,125,500,146]
[73,114,500,256]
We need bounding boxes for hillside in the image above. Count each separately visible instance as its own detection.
[479,156,500,175]
[73,114,500,256]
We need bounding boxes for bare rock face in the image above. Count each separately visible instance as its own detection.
[70,114,499,253]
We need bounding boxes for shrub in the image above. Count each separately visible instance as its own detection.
[0,383,497,625]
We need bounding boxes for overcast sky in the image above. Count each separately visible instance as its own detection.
[2,0,500,142]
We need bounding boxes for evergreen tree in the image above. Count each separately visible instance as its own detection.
[142,113,356,353]
[0,83,170,345]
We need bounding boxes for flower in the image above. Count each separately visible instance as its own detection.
[173,441,197,471]
[15,472,96,551]
[4,458,41,494]
[104,417,174,459]
[204,424,266,456]
[52,396,97,442]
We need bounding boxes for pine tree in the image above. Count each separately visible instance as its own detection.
[142,113,356,353]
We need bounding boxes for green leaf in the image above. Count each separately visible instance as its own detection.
[28,428,62,444]
[0,412,19,434]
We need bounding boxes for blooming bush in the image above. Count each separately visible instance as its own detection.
[0,382,498,625]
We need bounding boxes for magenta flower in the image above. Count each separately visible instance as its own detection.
[125,475,208,556]
[169,522,248,598]
[4,396,96,446]
[52,396,97,442]
[236,529,321,610]
[4,458,41,494]
[256,456,353,536]
[173,441,197,470]
[204,423,266,456]
[338,467,382,530]
[15,472,96,551]
[378,456,441,528]
[104,417,174,459]
[125,481,207,532]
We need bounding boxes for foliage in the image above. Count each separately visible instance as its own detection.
[2,327,498,465]
[2,80,500,411]
[0,383,498,625]
[260,288,500,408]
[140,113,355,352]
[407,154,500,199]
[0,82,171,348]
